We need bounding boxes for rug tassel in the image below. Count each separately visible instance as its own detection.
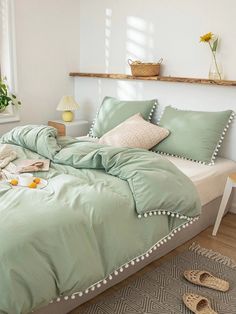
[189,242,236,269]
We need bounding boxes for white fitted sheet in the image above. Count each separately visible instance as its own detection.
[166,156,236,206]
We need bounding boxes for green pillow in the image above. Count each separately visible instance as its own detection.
[153,106,234,165]
[90,96,157,138]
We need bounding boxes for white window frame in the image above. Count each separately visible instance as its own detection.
[0,0,19,124]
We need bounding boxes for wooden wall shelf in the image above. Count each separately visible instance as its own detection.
[69,72,236,87]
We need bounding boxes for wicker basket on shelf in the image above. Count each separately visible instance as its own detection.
[128,59,163,77]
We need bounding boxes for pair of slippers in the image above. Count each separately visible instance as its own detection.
[183,270,229,314]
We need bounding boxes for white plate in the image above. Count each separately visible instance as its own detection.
[7,178,48,189]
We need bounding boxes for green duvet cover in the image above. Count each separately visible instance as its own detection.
[0,126,201,314]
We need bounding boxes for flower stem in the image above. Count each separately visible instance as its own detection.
[208,42,222,80]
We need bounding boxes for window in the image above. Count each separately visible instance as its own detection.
[0,0,19,123]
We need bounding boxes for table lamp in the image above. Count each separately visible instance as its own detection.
[57,96,80,122]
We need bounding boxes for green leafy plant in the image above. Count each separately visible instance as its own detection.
[0,77,21,112]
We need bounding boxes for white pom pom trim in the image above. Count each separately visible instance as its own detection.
[51,215,199,303]
[209,111,235,164]
[88,106,100,138]
[148,100,157,121]
[89,100,158,138]
[137,209,198,222]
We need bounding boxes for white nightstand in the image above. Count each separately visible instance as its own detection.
[212,173,236,236]
[48,120,89,137]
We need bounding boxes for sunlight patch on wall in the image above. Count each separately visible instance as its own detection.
[105,8,112,73]
[127,29,147,46]
[125,16,155,72]
[127,16,147,32]
[115,15,154,99]
[147,23,154,60]
[97,78,103,104]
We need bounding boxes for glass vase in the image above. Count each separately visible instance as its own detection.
[208,52,223,80]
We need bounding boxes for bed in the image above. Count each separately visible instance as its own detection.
[0,125,235,314]
[166,155,236,206]
[36,152,236,314]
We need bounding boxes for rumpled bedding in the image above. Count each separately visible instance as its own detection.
[0,125,201,314]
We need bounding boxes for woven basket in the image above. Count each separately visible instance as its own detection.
[128,59,163,77]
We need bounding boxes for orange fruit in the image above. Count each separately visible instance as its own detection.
[28,182,37,189]
[10,179,18,186]
[34,178,41,184]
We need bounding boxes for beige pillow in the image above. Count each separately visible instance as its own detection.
[99,113,169,149]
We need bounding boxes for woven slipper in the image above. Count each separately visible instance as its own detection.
[183,293,218,314]
[184,270,229,292]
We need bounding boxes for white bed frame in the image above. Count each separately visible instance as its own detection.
[35,196,225,314]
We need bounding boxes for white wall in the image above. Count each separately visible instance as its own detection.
[76,0,236,162]
[79,0,236,78]
[0,0,80,134]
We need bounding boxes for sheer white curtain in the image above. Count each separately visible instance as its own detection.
[0,0,19,120]
[0,0,17,91]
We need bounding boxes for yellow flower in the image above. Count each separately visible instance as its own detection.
[200,32,213,42]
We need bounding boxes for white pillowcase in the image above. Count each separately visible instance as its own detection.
[99,113,169,149]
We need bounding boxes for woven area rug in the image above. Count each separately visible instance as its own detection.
[78,243,236,314]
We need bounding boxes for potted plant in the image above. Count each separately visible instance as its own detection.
[0,77,21,113]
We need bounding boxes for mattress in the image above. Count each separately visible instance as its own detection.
[166,156,236,206]
[77,137,236,206]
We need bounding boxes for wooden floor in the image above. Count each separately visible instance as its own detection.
[72,213,236,313]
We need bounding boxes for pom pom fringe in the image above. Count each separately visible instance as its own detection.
[148,101,157,121]
[88,107,100,138]
[154,109,235,166]
[189,242,236,269]
[50,216,199,303]
[137,210,199,222]
[88,100,158,139]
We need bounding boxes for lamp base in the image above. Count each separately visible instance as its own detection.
[62,111,74,122]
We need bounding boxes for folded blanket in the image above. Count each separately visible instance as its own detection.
[0,125,61,160]
[0,144,17,169]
